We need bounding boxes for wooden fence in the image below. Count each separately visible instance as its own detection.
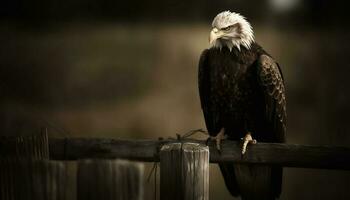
[1,133,350,200]
[49,137,350,170]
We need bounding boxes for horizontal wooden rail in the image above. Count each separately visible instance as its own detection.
[49,138,350,170]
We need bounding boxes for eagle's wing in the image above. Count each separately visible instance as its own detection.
[256,55,287,198]
[257,54,286,142]
[198,49,222,135]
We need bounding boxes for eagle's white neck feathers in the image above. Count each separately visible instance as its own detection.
[210,11,254,51]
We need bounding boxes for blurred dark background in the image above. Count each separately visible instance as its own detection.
[1,0,350,199]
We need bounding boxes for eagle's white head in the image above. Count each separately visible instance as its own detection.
[209,11,254,51]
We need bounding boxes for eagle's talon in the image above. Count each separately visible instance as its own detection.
[241,132,257,155]
[205,128,226,153]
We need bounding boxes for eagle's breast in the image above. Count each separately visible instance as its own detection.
[208,48,258,117]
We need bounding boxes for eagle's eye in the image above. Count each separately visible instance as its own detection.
[221,25,233,32]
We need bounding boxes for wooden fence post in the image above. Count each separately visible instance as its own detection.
[0,132,65,200]
[77,159,144,200]
[0,159,68,200]
[160,142,209,200]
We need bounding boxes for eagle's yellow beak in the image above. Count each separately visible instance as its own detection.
[209,28,224,44]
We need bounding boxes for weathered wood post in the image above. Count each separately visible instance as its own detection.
[0,132,67,200]
[160,142,209,200]
[77,159,144,200]
[0,159,68,200]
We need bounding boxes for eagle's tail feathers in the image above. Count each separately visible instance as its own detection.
[220,163,283,200]
[219,163,240,196]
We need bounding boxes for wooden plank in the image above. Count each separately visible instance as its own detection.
[77,159,144,200]
[49,138,350,170]
[160,143,209,200]
[49,138,162,161]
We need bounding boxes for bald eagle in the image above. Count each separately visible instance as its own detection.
[198,11,286,199]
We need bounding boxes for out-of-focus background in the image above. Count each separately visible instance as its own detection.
[1,0,350,199]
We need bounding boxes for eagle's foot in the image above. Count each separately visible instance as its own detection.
[241,132,257,155]
[206,128,227,152]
